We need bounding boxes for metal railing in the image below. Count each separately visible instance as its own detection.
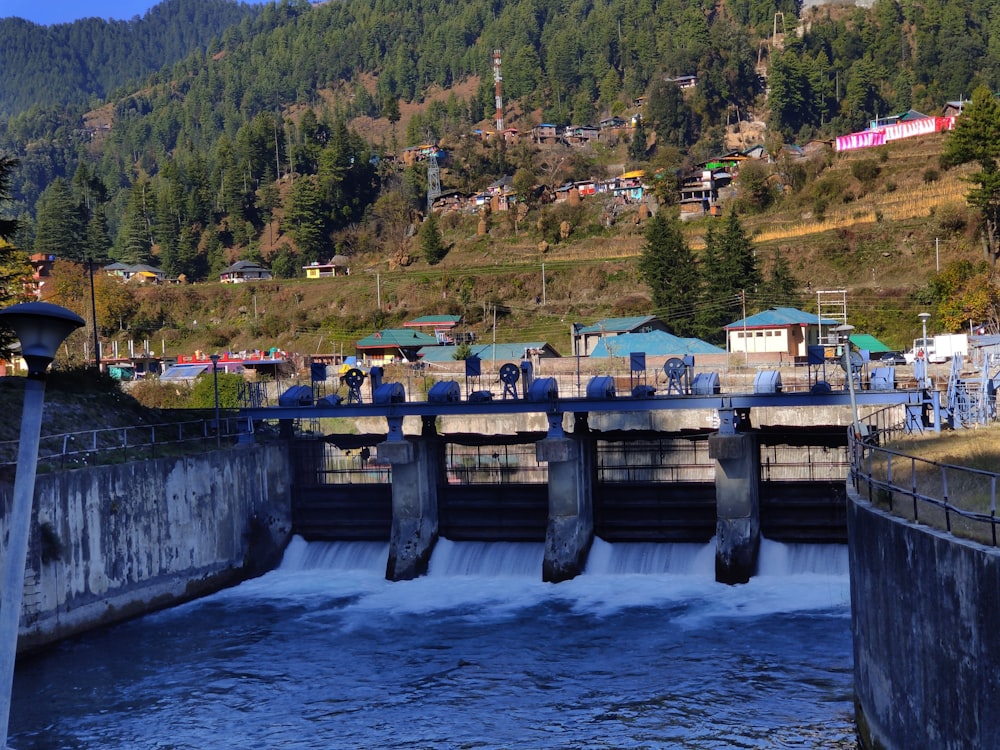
[849,407,1000,546]
[0,415,253,473]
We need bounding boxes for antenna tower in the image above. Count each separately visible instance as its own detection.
[493,49,504,133]
[426,150,441,213]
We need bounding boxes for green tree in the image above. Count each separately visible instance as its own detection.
[696,213,760,341]
[419,212,447,265]
[638,210,700,336]
[282,175,326,264]
[759,248,801,310]
[33,178,86,261]
[0,155,28,357]
[186,370,245,409]
[942,85,1000,264]
[114,180,154,265]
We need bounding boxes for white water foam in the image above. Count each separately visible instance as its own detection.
[221,536,852,628]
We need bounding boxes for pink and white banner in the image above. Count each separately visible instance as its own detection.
[882,117,938,141]
[835,116,957,152]
[835,130,886,152]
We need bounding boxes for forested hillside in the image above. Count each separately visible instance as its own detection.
[0,0,998,343]
[0,0,263,118]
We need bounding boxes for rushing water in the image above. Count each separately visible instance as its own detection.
[9,537,857,749]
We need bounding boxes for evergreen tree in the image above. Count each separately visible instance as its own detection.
[759,249,801,310]
[638,210,700,336]
[0,155,27,357]
[419,212,447,265]
[115,181,153,265]
[84,206,111,263]
[282,175,326,264]
[33,178,86,261]
[942,85,1000,264]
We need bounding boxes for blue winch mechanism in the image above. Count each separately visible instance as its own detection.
[499,362,521,400]
[342,367,366,404]
[840,350,864,390]
[663,356,694,395]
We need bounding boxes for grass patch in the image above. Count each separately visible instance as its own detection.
[867,426,1000,544]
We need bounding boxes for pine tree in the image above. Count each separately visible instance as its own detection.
[942,85,1000,264]
[420,212,447,265]
[0,155,29,357]
[695,212,760,342]
[638,210,700,336]
[115,181,153,265]
[282,175,326,264]
[759,249,801,310]
[33,178,86,261]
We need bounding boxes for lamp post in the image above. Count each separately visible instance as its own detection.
[0,302,84,749]
[209,353,221,445]
[835,323,862,439]
[918,312,930,356]
[918,312,931,388]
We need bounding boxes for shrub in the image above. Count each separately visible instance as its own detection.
[934,202,969,233]
[923,168,940,183]
[850,159,881,184]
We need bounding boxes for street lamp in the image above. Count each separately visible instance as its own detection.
[918,312,930,356]
[0,302,84,749]
[918,312,931,388]
[209,353,221,445]
[835,323,863,439]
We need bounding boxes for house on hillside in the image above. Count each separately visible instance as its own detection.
[220,260,272,283]
[304,255,350,278]
[571,315,670,356]
[487,176,516,212]
[565,125,600,145]
[103,262,167,283]
[531,124,562,144]
[724,307,838,360]
[356,328,440,364]
[942,100,971,118]
[403,314,463,343]
[665,74,697,89]
[401,144,445,166]
[124,264,167,284]
[610,171,646,203]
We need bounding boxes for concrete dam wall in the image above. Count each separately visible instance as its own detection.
[848,486,1000,750]
[0,443,292,653]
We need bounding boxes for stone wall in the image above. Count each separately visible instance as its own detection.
[847,485,1000,750]
[0,443,292,653]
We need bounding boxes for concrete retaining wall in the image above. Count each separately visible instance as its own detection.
[847,485,1000,750]
[0,443,292,653]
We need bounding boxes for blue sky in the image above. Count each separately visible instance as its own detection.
[3,1,161,26]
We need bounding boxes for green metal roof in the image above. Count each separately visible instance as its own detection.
[849,333,891,353]
[356,329,440,349]
[576,315,659,335]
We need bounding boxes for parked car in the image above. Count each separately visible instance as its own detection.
[879,351,906,366]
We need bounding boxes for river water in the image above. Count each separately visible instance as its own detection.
[9,537,857,749]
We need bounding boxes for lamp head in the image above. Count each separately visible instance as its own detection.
[834,323,854,344]
[0,302,85,377]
